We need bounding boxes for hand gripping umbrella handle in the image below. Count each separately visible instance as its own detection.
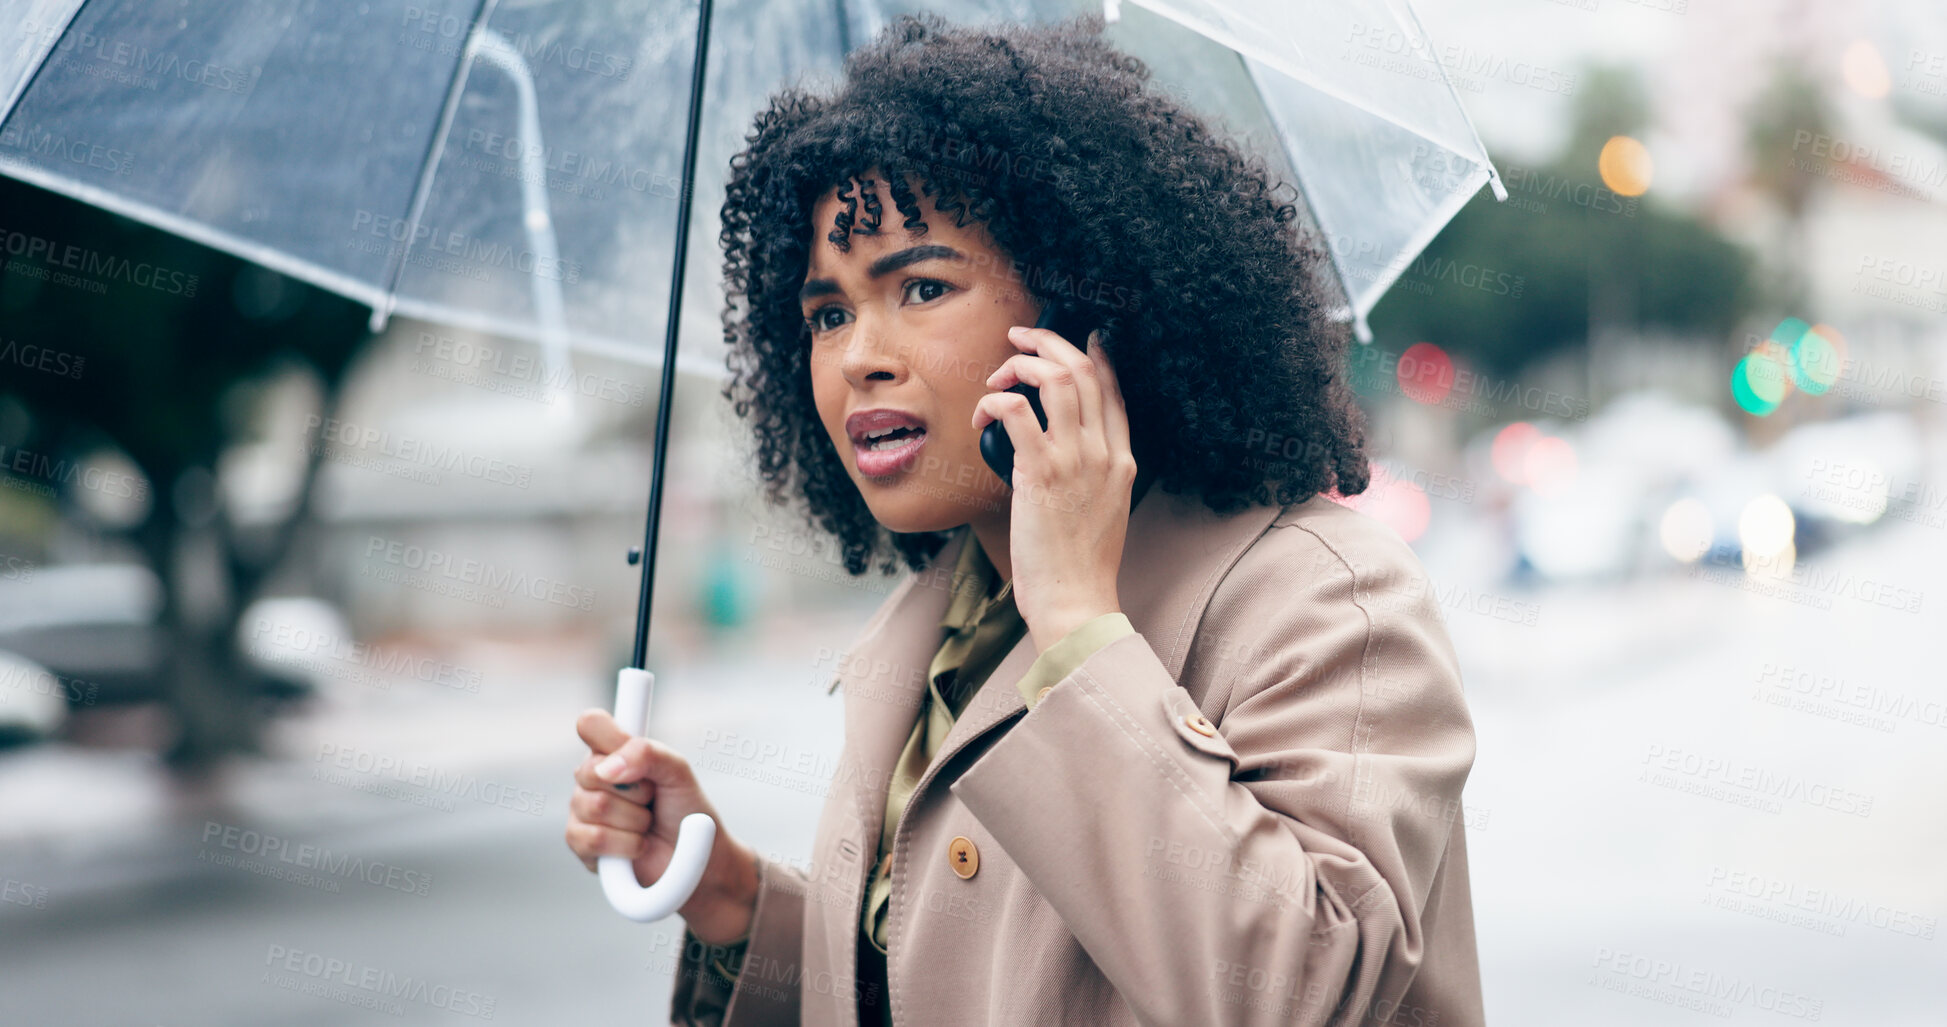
[599,667,717,922]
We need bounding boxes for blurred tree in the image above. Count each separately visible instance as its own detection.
[1561,65,1652,167]
[0,178,371,770]
[1742,58,1838,302]
[1365,63,1757,383]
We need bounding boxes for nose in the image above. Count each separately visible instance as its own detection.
[839,308,909,388]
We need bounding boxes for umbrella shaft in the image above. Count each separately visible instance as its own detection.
[633,0,715,670]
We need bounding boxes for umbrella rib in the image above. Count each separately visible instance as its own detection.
[1215,2,1507,341]
[1231,51,1369,341]
[371,0,504,333]
[0,151,726,379]
[1344,163,1490,342]
[1123,0,1474,160]
[0,0,89,128]
[1246,47,1491,343]
[1392,0,1506,201]
[0,157,392,311]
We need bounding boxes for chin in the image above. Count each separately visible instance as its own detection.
[859,487,971,536]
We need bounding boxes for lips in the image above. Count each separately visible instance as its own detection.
[846,408,928,448]
[846,407,929,478]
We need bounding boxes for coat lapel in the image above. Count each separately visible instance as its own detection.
[833,483,1286,838]
[834,526,967,839]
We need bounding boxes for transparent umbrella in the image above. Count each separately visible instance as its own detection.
[0,0,1502,922]
[1102,0,1507,341]
[0,0,843,380]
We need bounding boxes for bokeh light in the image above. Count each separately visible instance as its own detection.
[1397,342,1455,405]
[1658,498,1713,562]
[1768,316,1810,347]
[1790,325,1841,394]
[1732,346,1790,415]
[1523,436,1578,497]
[1794,322,1847,393]
[1737,494,1796,576]
[1491,422,1540,485]
[1598,135,1653,196]
[1744,540,1797,579]
[1335,463,1432,543]
[1841,40,1891,98]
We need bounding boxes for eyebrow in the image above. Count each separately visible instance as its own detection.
[799,244,967,303]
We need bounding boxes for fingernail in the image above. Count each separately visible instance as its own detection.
[1008,325,1025,337]
[596,754,627,780]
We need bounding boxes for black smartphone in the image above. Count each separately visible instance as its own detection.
[978,298,1099,486]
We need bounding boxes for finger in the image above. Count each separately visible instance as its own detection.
[1009,317,1087,356]
[1010,325,1103,437]
[986,355,1083,443]
[571,786,652,835]
[576,708,631,756]
[576,754,657,803]
[565,821,651,864]
[590,735,696,793]
[971,382,1021,433]
[1088,332,1134,467]
[982,352,1042,394]
[972,391,1050,473]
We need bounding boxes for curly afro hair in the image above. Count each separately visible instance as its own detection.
[718,12,1370,577]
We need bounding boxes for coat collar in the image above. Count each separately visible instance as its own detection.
[832,481,1285,836]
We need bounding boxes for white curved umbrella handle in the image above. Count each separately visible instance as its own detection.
[599,667,717,922]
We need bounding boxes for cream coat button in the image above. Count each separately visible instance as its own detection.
[1035,685,1054,704]
[948,836,979,879]
[1184,713,1218,737]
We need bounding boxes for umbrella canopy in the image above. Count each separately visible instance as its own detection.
[0,0,863,380]
[0,0,1504,657]
[1,1,1498,378]
[1103,0,1506,340]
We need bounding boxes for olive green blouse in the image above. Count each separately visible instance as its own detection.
[694,528,1133,997]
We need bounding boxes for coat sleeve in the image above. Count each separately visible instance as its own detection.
[669,853,808,1026]
[1015,612,1135,709]
[949,519,1477,1027]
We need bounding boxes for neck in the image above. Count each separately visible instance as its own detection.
[969,511,1012,588]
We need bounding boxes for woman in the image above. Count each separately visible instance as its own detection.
[566,13,1482,1026]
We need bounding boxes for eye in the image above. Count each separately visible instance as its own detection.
[804,304,849,333]
[903,278,951,305]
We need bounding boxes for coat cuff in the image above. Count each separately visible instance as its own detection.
[668,853,806,1026]
[1016,612,1133,709]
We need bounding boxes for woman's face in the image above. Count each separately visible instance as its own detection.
[802,170,1039,533]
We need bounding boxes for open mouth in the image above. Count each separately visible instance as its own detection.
[857,425,926,451]
[846,408,930,478]
[852,425,929,477]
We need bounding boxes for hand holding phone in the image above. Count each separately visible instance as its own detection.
[979,300,1099,486]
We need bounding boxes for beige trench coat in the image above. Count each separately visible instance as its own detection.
[671,485,1484,1026]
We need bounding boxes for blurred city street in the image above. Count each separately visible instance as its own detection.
[4,438,1942,1023]
[0,603,860,1026]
